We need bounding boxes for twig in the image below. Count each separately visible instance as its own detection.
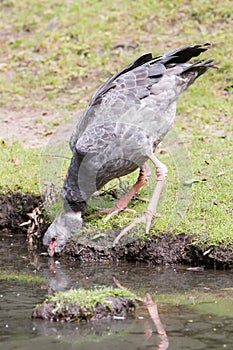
[144,293,167,336]
[113,276,144,301]
[113,277,169,349]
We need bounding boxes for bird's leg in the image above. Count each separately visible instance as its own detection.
[113,154,167,246]
[144,154,167,232]
[92,163,151,222]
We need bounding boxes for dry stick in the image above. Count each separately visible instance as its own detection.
[144,293,167,336]
[113,277,169,349]
[113,276,144,302]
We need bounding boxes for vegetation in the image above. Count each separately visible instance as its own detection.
[157,289,233,318]
[0,142,40,193]
[39,285,233,320]
[0,0,232,248]
[0,270,45,284]
[46,286,135,310]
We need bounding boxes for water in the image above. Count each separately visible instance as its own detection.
[0,233,233,349]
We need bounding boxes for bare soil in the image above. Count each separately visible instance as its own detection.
[0,105,66,147]
[61,229,233,269]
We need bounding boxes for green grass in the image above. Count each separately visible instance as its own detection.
[156,289,233,318]
[0,0,232,248]
[0,0,232,109]
[46,286,135,310]
[0,142,40,193]
[0,270,45,284]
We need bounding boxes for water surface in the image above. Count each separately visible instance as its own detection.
[0,233,233,349]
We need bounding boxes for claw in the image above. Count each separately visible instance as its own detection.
[103,208,137,223]
[112,153,167,246]
[90,164,150,223]
[144,209,154,234]
[113,215,146,247]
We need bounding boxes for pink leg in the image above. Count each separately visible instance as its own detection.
[93,164,151,222]
[113,154,167,246]
[144,154,167,233]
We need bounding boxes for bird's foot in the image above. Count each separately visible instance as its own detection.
[90,164,151,223]
[90,205,136,223]
[113,209,160,247]
[112,153,166,246]
[43,211,83,255]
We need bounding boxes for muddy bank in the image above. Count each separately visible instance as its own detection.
[0,191,48,238]
[61,230,233,269]
[1,191,233,269]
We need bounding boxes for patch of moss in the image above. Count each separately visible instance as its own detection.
[33,286,136,323]
[156,289,233,318]
[0,270,45,284]
[47,286,135,310]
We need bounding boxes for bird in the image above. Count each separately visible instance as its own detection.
[43,43,214,256]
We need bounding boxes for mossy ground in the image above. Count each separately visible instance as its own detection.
[47,286,135,309]
[0,0,232,253]
[0,270,45,284]
[32,286,136,322]
[156,289,233,318]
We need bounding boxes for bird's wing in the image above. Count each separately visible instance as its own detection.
[70,57,165,150]
[75,123,117,155]
[89,53,154,107]
[70,43,213,150]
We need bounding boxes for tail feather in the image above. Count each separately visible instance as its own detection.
[181,58,215,81]
[159,43,212,65]
[90,43,213,107]
[183,58,215,71]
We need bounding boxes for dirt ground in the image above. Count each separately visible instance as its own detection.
[61,229,233,269]
[0,106,61,147]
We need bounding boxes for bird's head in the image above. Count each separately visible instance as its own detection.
[43,212,83,255]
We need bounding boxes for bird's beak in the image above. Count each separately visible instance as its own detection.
[48,238,56,257]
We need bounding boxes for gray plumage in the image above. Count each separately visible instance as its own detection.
[43,43,214,253]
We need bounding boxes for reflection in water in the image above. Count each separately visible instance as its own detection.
[46,258,71,292]
[0,233,233,350]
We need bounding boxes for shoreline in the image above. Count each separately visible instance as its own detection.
[1,191,232,269]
